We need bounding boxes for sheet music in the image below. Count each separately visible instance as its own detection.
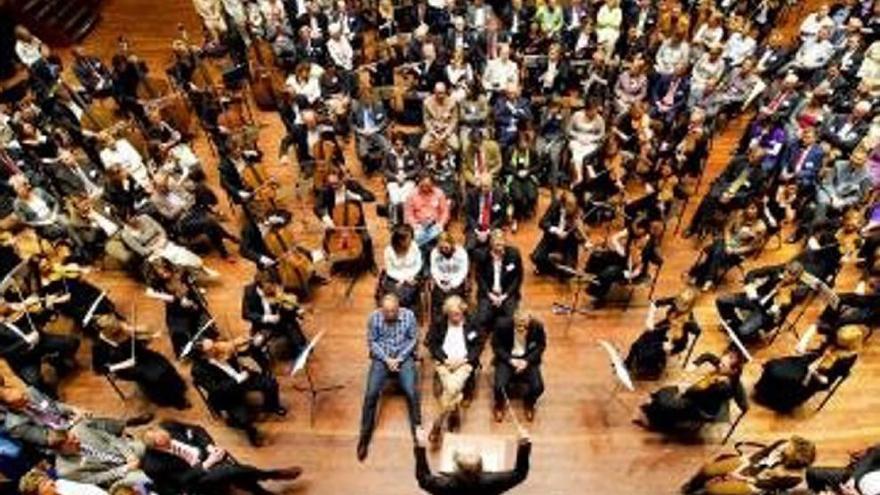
[291,330,326,376]
[598,340,635,391]
[719,320,753,362]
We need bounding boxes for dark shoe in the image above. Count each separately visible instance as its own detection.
[356,437,370,462]
[493,408,505,423]
[247,428,265,447]
[274,466,303,481]
[273,406,288,417]
[448,410,461,432]
[786,231,802,244]
[524,406,535,422]
[125,412,155,427]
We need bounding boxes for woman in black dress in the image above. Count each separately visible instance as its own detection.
[625,288,700,381]
[754,325,862,413]
[92,313,190,410]
[637,349,748,435]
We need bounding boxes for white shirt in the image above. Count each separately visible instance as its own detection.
[384,243,423,282]
[99,139,149,188]
[442,322,468,361]
[327,37,354,71]
[482,58,519,91]
[209,358,248,383]
[285,68,324,103]
[492,257,502,294]
[15,39,43,67]
[430,246,468,290]
[55,479,110,495]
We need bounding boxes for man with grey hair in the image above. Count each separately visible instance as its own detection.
[413,422,531,494]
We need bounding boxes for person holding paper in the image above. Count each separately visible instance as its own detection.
[413,424,531,495]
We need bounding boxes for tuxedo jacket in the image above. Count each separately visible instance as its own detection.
[140,420,228,494]
[414,442,531,495]
[474,246,523,300]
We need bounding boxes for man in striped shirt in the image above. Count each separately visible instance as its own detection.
[357,294,422,462]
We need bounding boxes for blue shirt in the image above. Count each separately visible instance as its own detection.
[367,308,418,361]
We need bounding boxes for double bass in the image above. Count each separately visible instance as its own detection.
[119,35,193,136]
[245,20,285,110]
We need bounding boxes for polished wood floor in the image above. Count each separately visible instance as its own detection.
[11,1,879,493]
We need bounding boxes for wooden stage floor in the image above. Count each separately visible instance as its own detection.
[16,1,879,493]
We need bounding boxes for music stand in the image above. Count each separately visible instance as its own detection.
[815,373,850,412]
[722,410,747,445]
[550,263,593,336]
[598,340,635,413]
[291,330,345,426]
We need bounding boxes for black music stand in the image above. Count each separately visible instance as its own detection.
[291,331,345,426]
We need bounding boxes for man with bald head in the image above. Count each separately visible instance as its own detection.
[357,294,422,462]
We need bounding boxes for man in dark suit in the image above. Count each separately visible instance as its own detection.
[753,32,793,78]
[141,420,302,495]
[472,230,522,338]
[492,313,546,422]
[191,337,286,446]
[413,423,532,495]
[464,174,509,254]
[649,65,691,125]
[241,271,307,364]
[822,102,872,154]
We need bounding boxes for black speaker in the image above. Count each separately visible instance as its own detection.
[0,4,15,79]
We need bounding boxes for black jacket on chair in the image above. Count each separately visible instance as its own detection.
[414,441,531,495]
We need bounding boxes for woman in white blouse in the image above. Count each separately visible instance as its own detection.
[285,62,324,107]
[446,49,475,103]
[382,224,423,310]
[595,0,623,57]
[567,101,606,185]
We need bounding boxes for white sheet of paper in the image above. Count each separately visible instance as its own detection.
[598,340,635,391]
[439,433,516,474]
[291,330,326,375]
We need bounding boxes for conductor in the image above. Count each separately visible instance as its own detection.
[413,426,532,494]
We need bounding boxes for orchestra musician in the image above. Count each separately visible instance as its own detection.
[625,289,701,381]
[144,257,217,358]
[754,325,863,413]
[315,168,376,275]
[0,295,80,397]
[241,271,308,364]
[530,190,586,279]
[91,313,190,410]
[70,46,113,98]
[584,218,663,306]
[191,336,287,447]
[715,261,811,344]
[681,436,817,494]
[688,200,768,291]
[635,348,749,436]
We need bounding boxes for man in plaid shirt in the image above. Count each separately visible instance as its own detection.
[357,294,422,462]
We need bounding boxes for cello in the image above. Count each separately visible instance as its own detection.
[324,187,365,267]
[260,218,316,297]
